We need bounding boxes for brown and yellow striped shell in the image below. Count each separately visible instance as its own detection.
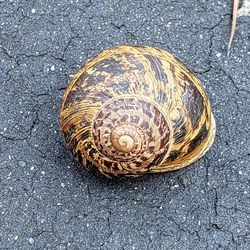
[60,45,216,177]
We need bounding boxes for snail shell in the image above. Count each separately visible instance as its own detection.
[60,45,216,177]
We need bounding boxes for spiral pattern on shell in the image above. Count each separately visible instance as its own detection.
[92,96,172,165]
[60,45,216,177]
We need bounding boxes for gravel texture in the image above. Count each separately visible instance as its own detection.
[0,0,250,249]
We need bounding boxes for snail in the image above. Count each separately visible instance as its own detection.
[60,45,216,177]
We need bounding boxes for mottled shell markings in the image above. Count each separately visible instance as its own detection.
[92,96,172,171]
[60,45,216,177]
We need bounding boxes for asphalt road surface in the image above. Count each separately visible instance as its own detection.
[0,0,250,249]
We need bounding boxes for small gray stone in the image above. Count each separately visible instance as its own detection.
[18,161,27,167]
[28,238,34,244]
[178,175,189,188]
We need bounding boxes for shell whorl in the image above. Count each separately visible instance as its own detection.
[60,45,215,177]
[92,96,172,168]
[111,123,142,154]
